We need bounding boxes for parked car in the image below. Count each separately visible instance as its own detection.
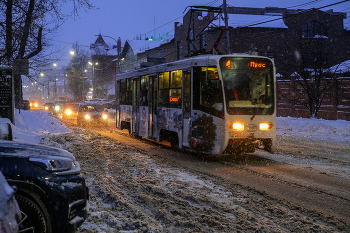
[15,100,30,110]
[62,103,79,120]
[0,120,89,233]
[77,103,108,127]
[44,102,54,112]
[0,171,21,233]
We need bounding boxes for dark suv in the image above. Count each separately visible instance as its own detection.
[0,121,89,233]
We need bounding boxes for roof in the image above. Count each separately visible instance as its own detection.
[328,60,350,73]
[126,40,163,55]
[211,13,287,28]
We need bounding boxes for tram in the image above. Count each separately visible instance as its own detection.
[115,54,276,154]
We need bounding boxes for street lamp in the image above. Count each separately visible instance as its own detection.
[53,63,57,98]
[88,61,98,99]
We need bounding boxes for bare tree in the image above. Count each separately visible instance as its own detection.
[66,43,90,101]
[0,0,94,105]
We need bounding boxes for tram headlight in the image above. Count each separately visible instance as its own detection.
[259,122,272,131]
[85,114,91,120]
[232,122,244,131]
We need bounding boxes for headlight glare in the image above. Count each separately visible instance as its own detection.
[102,114,108,119]
[55,105,60,111]
[232,122,244,131]
[65,109,72,115]
[85,114,90,119]
[260,122,272,130]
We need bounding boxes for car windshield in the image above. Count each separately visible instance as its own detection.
[81,105,104,112]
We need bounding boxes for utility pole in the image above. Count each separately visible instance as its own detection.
[223,0,230,54]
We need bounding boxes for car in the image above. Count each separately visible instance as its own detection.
[77,103,108,127]
[44,102,54,112]
[52,100,66,116]
[0,171,21,233]
[102,100,117,109]
[62,103,79,120]
[15,100,30,110]
[0,121,89,233]
[22,100,30,110]
[29,101,39,108]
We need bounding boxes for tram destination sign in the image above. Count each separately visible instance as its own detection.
[0,67,14,123]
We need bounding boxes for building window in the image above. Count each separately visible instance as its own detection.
[302,21,327,38]
[177,41,182,60]
[200,34,207,50]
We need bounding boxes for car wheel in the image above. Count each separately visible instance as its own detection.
[16,195,51,233]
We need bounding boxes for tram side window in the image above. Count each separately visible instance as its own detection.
[120,79,127,105]
[140,75,148,106]
[158,72,169,107]
[158,70,182,108]
[193,67,224,118]
[120,78,132,105]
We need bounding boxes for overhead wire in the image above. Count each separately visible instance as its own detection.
[118,0,350,70]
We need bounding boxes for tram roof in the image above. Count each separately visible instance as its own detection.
[116,54,271,79]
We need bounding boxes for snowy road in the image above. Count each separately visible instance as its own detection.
[41,118,350,233]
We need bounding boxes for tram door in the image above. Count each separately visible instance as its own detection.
[182,71,191,147]
[132,78,140,135]
[116,80,120,129]
[149,75,157,139]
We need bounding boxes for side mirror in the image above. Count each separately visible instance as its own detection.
[0,122,13,141]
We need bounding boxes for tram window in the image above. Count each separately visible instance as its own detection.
[159,72,169,89]
[193,67,224,118]
[140,75,148,106]
[171,70,182,88]
[120,79,127,105]
[126,78,133,105]
[158,70,182,108]
[158,89,169,107]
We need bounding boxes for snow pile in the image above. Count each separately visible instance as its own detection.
[13,109,70,144]
[277,117,350,144]
[10,109,350,146]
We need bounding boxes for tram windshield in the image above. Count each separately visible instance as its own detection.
[219,57,275,115]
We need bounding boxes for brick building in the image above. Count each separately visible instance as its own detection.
[168,6,350,77]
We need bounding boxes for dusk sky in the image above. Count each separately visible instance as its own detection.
[51,0,350,66]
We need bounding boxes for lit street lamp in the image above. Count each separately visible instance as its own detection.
[88,61,98,99]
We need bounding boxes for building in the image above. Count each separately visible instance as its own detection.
[118,38,173,74]
[90,34,118,98]
[169,6,350,77]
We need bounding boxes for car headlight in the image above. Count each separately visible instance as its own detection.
[34,102,38,107]
[232,122,244,131]
[102,114,108,119]
[44,106,49,110]
[55,105,60,111]
[29,157,75,172]
[85,114,90,119]
[65,109,72,115]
